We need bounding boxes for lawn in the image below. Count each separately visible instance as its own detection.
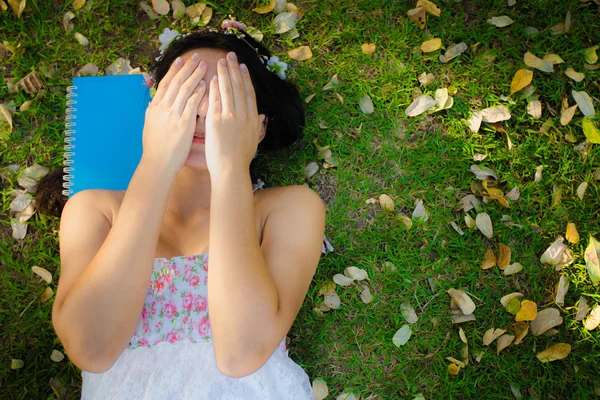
[1,0,599,399]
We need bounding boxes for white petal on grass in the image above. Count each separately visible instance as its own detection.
[412,199,429,222]
[405,95,436,117]
[392,324,412,347]
[572,90,595,117]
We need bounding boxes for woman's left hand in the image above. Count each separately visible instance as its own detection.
[205,52,265,180]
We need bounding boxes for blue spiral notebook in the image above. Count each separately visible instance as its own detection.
[62,74,152,198]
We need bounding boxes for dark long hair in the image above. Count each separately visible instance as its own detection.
[35,29,305,218]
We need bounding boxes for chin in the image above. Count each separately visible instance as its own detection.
[184,151,209,171]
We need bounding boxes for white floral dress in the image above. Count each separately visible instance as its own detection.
[81,180,333,399]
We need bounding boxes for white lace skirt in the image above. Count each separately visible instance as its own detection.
[81,340,314,399]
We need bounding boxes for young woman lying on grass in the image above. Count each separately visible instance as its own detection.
[44,24,326,399]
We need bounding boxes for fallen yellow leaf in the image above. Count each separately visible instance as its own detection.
[407,7,426,29]
[510,69,533,94]
[565,67,585,82]
[480,248,496,270]
[416,0,441,16]
[524,51,554,73]
[536,343,571,363]
[582,118,600,144]
[447,362,460,375]
[288,46,313,61]
[361,43,376,55]
[252,0,275,14]
[566,222,579,244]
[497,244,511,270]
[421,38,442,53]
[515,300,537,322]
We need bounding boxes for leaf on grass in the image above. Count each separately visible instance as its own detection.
[74,32,89,46]
[361,43,376,54]
[473,153,488,161]
[554,275,569,307]
[412,199,429,222]
[497,334,515,354]
[475,213,493,239]
[379,194,394,211]
[584,305,600,330]
[304,162,319,178]
[451,313,476,323]
[447,288,476,315]
[531,308,563,335]
[344,266,369,281]
[527,99,542,119]
[576,296,589,321]
[416,0,441,16]
[392,325,412,347]
[524,51,554,73]
[439,42,467,63]
[288,46,312,60]
[40,286,53,303]
[506,297,521,315]
[566,222,579,244]
[536,343,571,363]
[582,118,600,144]
[577,182,588,201]
[483,328,506,345]
[273,12,298,34]
[459,327,468,344]
[63,11,75,32]
[360,284,372,303]
[397,215,412,229]
[152,0,169,15]
[407,7,426,29]
[359,95,374,115]
[32,266,52,283]
[584,45,598,64]
[323,292,341,309]
[76,63,99,76]
[421,38,442,53]
[504,262,523,276]
[467,113,482,133]
[333,274,354,286]
[405,95,436,117]
[418,72,435,86]
[480,106,511,123]
[584,236,600,284]
[501,292,524,307]
[312,377,329,400]
[505,187,520,201]
[511,322,528,345]
[488,16,514,27]
[540,236,574,271]
[7,0,26,18]
[252,0,275,14]
[401,303,419,324]
[447,362,460,375]
[450,221,464,235]
[11,359,24,369]
[515,300,537,322]
[471,164,498,180]
[510,69,533,94]
[50,349,64,362]
[560,105,578,126]
[497,244,511,270]
[534,165,543,183]
[171,0,185,19]
[572,90,595,117]
[480,248,497,270]
[543,53,564,64]
[565,68,585,82]
[524,27,539,37]
[465,214,475,228]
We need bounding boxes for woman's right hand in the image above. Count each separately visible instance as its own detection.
[141,53,208,177]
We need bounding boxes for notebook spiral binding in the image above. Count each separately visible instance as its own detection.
[62,85,78,197]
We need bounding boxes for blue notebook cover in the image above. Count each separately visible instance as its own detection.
[63,74,152,198]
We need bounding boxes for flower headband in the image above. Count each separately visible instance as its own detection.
[154,17,288,81]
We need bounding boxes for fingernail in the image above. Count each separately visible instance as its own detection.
[219,59,226,66]
[240,63,248,72]
[192,53,200,61]
[199,80,205,87]
[228,52,237,61]
[199,60,206,68]
[175,57,182,65]
[212,75,217,82]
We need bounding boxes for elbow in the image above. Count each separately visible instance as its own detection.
[52,308,117,374]
[216,351,267,379]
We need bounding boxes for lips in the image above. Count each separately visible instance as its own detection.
[194,132,205,138]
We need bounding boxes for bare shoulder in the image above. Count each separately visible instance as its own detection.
[258,185,324,214]
[65,189,124,227]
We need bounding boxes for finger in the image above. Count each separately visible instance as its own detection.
[217,57,234,114]
[226,52,246,113]
[207,75,221,118]
[172,62,208,115]
[240,63,258,117]
[162,55,204,107]
[153,56,185,103]
[182,84,206,125]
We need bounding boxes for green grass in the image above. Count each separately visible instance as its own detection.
[1,0,599,398]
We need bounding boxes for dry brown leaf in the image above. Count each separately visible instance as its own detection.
[510,69,533,94]
[566,222,579,244]
[511,322,528,345]
[496,334,515,354]
[576,297,589,321]
[379,194,394,211]
[459,327,468,344]
[554,275,569,307]
[439,42,467,63]
[447,362,460,375]
[40,286,53,303]
[252,0,275,14]
[8,0,26,18]
[572,90,595,117]
[451,313,476,324]
[405,95,436,117]
[421,38,442,53]
[361,43,376,55]
[31,266,52,284]
[359,95,374,115]
[503,263,523,276]
[288,46,312,61]
[480,106,511,123]
[475,213,493,239]
[465,214,476,228]
[536,343,571,363]
[273,11,298,34]
[62,11,75,32]
[543,53,564,64]
[73,0,86,9]
[0,103,13,133]
[501,292,524,307]
[531,308,563,335]
[584,305,600,330]
[577,182,588,201]
[483,328,506,346]
[417,0,441,16]
[497,244,511,270]
[480,248,497,270]
[565,68,585,82]
[407,7,426,29]
[527,99,542,119]
[447,288,476,315]
[515,300,537,322]
[560,105,578,126]
[524,51,554,73]
[397,215,412,229]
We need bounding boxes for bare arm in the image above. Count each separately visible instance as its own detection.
[52,159,174,373]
